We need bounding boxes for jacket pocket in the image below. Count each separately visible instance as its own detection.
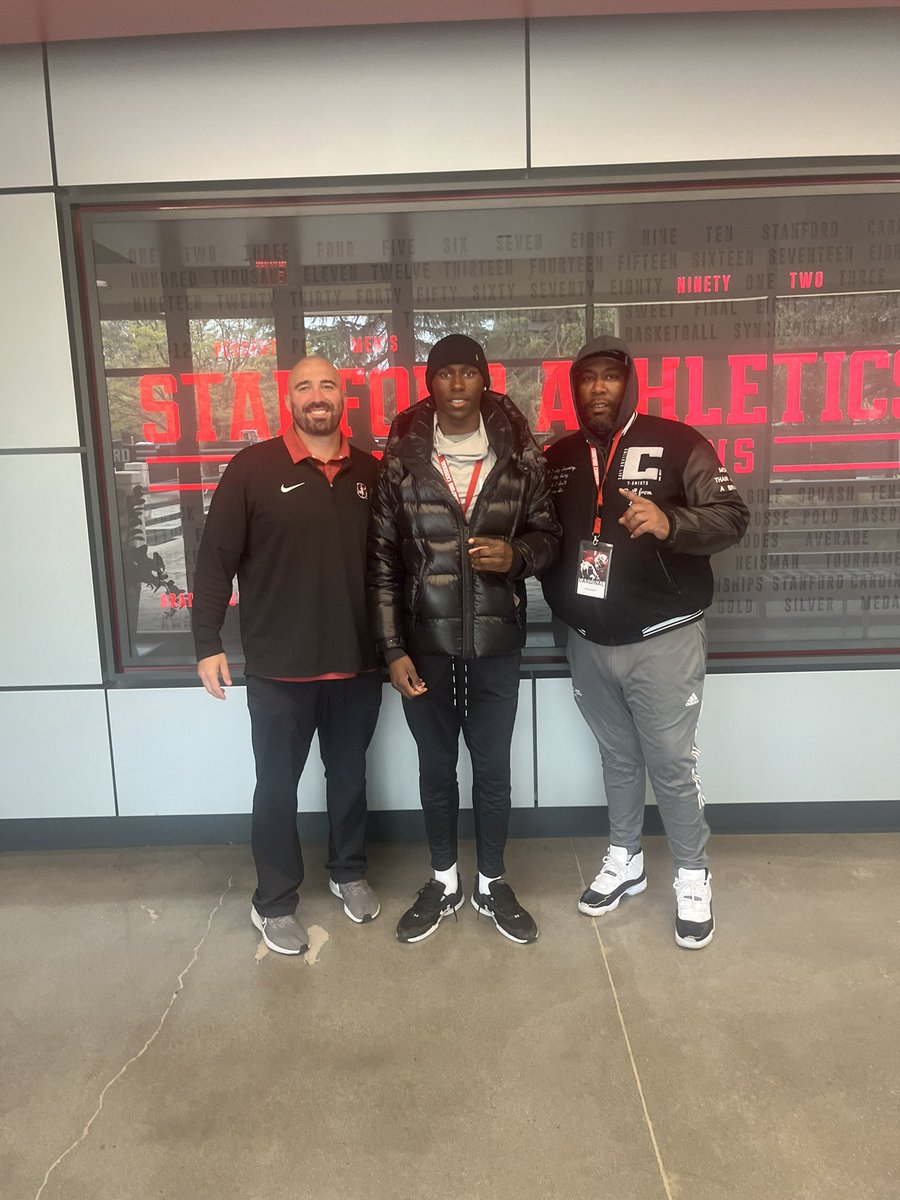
[655,550,681,595]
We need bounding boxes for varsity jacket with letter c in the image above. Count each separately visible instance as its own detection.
[540,335,750,646]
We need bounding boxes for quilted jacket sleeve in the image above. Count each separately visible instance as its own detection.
[509,444,561,579]
[366,450,408,661]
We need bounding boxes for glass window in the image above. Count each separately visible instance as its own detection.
[78,184,900,671]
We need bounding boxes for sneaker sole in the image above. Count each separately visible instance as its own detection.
[250,907,308,956]
[397,894,465,944]
[675,919,715,950]
[471,896,538,944]
[329,879,381,924]
[577,876,647,917]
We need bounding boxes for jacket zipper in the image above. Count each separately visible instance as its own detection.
[460,456,510,658]
[460,515,474,658]
[421,459,476,656]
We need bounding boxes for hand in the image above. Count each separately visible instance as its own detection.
[618,489,671,540]
[389,655,428,699]
[198,653,232,699]
[468,536,514,573]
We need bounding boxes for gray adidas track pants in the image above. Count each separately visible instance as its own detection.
[567,620,711,871]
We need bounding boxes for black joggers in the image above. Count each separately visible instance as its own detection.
[246,673,382,917]
[402,651,521,880]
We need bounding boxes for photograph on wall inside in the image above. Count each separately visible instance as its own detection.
[77,186,900,670]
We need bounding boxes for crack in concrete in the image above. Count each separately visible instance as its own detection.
[571,841,673,1200]
[33,876,234,1200]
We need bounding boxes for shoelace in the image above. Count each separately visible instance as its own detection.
[593,853,628,888]
[413,880,459,921]
[340,880,370,896]
[673,876,711,917]
[483,882,521,918]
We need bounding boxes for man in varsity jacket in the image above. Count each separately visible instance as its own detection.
[192,356,382,956]
[541,335,749,949]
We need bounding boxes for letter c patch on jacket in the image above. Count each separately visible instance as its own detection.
[619,446,663,482]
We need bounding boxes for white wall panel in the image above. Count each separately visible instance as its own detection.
[700,671,900,805]
[0,194,79,450]
[48,24,527,186]
[0,45,52,188]
[109,686,257,816]
[536,676,608,807]
[0,690,114,819]
[109,679,534,816]
[537,670,900,809]
[530,11,900,168]
[0,453,101,686]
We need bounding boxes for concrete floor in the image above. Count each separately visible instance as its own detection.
[2,834,898,1200]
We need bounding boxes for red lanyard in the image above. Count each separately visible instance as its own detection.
[438,455,483,517]
[589,428,625,538]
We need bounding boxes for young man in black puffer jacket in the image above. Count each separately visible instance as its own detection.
[368,335,559,945]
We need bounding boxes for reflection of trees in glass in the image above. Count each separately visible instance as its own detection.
[414,307,589,363]
[101,307,614,444]
[415,307,607,425]
[101,319,169,367]
[305,314,392,370]
[106,378,143,443]
[118,483,183,646]
[188,317,279,440]
[101,320,169,442]
[101,317,280,443]
[775,293,900,421]
[776,294,900,351]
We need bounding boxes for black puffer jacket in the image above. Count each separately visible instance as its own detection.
[368,391,560,661]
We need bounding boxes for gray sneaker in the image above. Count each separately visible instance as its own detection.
[329,878,381,923]
[250,905,309,955]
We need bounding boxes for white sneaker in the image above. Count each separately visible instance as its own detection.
[673,868,714,949]
[578,845,647,916]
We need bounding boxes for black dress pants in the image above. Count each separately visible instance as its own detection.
[402,651,520,879]
[246,673,382,917]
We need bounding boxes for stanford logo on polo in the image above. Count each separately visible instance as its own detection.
[356,482,368,499]
[619,446,663,482]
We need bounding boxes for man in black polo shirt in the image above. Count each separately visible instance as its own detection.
[193,356,382,956]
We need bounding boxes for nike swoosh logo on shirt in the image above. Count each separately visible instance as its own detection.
[280,483,306,493]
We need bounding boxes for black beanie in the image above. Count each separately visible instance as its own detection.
[425,335,491,392]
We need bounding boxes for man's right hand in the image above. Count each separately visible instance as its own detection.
[198,653,232,700]
[388,655,427,699]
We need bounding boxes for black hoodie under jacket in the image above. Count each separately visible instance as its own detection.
[540,335,750,646]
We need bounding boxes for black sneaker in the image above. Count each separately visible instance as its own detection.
[471,880,538,944]
[396,878,464,943]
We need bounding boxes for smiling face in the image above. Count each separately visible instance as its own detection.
[287,357,344,440]
[575,356,629,437]
[431,363,485,433]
